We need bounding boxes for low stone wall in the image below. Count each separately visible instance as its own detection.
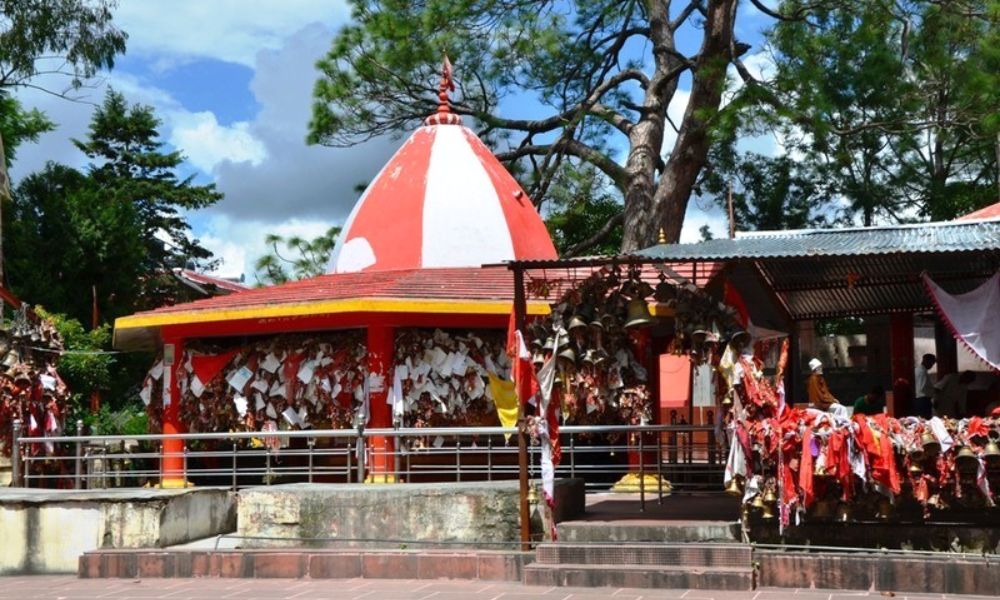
[0,487,236,574]
[748,520,1000,553]
[758,550,1000,596]
[237,479,585,548]
[79,548,533,580]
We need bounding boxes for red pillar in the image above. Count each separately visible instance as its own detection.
[366,325,396,482]
[627,329,655,469]
[889,313,915,417]
[161,338,187,488]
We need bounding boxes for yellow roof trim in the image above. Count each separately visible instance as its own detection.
[115,297,551,330]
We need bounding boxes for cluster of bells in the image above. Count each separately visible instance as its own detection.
[908,431,1000,475]
[527,282,659,372]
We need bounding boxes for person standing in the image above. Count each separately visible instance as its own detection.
[914,354,936,419]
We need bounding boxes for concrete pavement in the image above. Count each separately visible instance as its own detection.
[0,577,997,600]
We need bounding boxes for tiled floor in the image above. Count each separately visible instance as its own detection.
[0,577,995,600]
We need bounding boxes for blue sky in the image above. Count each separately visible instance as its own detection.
[10,0,778,280]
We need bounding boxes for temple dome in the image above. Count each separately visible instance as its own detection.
[328,63,557,273]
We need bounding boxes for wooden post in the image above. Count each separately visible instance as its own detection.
[512,266,530,549]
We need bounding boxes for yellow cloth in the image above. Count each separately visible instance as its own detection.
[488,373,519,439]
[807,373,837,410]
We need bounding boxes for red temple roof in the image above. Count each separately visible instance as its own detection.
[958,202,1000,221]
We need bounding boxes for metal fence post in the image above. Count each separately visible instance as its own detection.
[569,434,576,479]
[231,443,238,491]
[74,420,84,490]
[455,440,462,482]
[183,447,189,486]
[11,419,21,487]
[638,431,646,513]
[657,428,664,505]
[346,439,353,483]
[265,446,271,485]
[487,437,493,481]
[307,438,315,483]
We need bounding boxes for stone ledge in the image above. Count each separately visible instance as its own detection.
[757,550,1000,596]
[78,549,532,581]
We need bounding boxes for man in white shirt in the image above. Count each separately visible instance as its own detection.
[914,353,936,418]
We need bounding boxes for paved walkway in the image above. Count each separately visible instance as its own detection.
[0,577,995,600]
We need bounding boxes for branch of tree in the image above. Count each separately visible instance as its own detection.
[496,140,628,187]
[564,211,625,257]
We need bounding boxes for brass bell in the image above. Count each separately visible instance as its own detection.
[908,462,923,475]
[592,348,609,366]
[908,447,925,463]
[581,349,595,365]
[588,316,604,331]
[532,352,545,368]
[761,502,776,520]
[921,431,941,455]
[956,446,979,474]
[763,488,777,505]
[751,493,766,510]
[542,336,555,351]
[567,315,587,332]
[557,346,577,369]
[724,477,743,497]
[624,299,653,329]
[2,351,17,368]
[984,441,1000,468]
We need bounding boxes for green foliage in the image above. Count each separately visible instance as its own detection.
[254,227,341,285]
[0,94,53,167]
[0,0,127,91]
[34,307,113,407]
[702,151,827,231]
[816,317,866,337]
[85,404,148,436]
[723,0,1000,225]
[6,162,145,324]
[544,163,623,256]
[73,89,223,295]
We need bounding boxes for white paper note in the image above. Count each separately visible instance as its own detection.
[190,375,206,398]
[261,353,281,374]
[234,395,248,417]
[228,366,253,392]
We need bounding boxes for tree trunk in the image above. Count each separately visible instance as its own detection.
[620,0,738,251]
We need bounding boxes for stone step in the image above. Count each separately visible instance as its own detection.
[557,520,741,543]
[523,562,754,590]
[535,542,750,568]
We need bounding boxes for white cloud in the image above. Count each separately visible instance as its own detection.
[680,199,729,243]
[169,111,267,173]
[199,214,338,280]
[115,0,351,67]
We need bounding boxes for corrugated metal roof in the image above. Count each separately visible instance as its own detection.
[634,220,1000,261]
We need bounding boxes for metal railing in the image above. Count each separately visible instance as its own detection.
[8,420,722,506]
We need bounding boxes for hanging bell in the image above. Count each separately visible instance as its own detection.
[956,446,979,474]
[532,352,545,368]
[724,477,743,497]
[761,502,776,520]
[581,349,596,365]
[542,336,555,352]
[2,351,17,368]
[922,432,941,455]
[567,315,588,332]
[984,441,1000,468]
[762,488,777,505]
[908,447,925,463]
[557,346,577,370]
[908,462,923,475]
[751,493,766,510]
[592,348,609,366]
[588,315,605,331]
[624,299,653,329]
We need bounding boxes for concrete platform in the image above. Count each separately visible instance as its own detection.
[236,479,585,549]
[0,487,236,574]
[558,492,741,542]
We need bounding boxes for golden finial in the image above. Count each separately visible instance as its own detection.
[657,228,667,244]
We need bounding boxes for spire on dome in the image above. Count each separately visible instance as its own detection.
[424,54,463,126]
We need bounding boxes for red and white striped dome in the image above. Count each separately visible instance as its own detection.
[328,64,557,273]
